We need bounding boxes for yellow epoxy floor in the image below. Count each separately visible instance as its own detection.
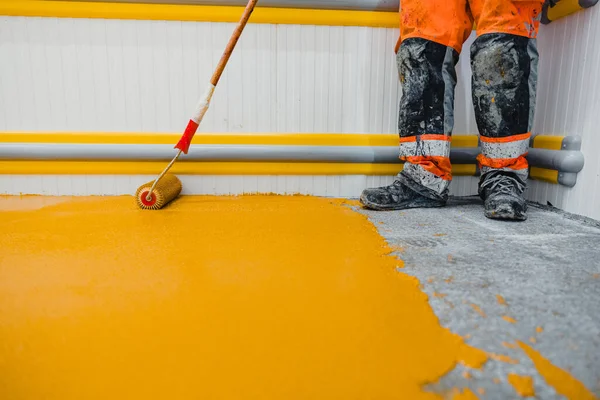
[0,195,490,399]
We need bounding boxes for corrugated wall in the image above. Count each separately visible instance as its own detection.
[0,17,402,134]
[2,11,599,220]
[528,6,600,221]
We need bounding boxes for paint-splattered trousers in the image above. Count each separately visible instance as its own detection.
[395,0,544,200]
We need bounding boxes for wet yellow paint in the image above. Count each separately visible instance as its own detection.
[518,341,598,400]
[507,373,535,397]
[0,195,487,399]
[451,387,479,399]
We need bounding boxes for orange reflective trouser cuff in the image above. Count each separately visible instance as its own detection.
[398,135,453,193]
[477,133,531,181]
[402,157,453,181]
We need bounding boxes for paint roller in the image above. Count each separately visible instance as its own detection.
[135,0,259,210]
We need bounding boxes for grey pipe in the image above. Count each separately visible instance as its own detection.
[0,143,479,164]
[582,0,599,7]
[0,144,400,163]
[0,144,584,174]
[68,0,399,11]
[527,148,585,173]
[541,0,598,24]
[450,147,479,164]
[558,172,578,188]
[562,135,582,151]
[0,144,397,163]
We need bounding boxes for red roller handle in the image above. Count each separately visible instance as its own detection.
[175,119,200,155]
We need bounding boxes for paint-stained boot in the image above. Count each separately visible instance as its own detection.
[479,170,528,221]
[360,177,446,211]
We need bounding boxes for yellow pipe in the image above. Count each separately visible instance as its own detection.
[530,167,559,184]
[0,132,480,148]
[1,131,570,150]
[0,0,399,28]
[547,0,586,22]
[533,135,564,151]
[0,161,477,176]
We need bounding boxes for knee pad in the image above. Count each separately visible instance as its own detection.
[470,33,538,138]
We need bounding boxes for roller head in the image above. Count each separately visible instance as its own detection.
[135,174,182,210]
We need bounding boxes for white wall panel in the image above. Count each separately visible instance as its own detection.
[0,17,404,134]
[0,175,392,197]
[0,174,480,198]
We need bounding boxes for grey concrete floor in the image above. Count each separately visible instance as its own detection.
[355,197,600,399]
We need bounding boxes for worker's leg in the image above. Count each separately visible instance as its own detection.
[469,0,543,220]
[360,0,473,211]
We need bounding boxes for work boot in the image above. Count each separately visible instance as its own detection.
[360,177,446,211]
[479,170,528,221]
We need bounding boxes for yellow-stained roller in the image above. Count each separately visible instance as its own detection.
[135,174,182,210]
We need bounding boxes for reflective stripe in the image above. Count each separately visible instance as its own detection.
[402,156,452,181]
[480,133,530,160]
[477,154,529,170]
[399,135,451,158]
[478,152,529,182]
[402,163,451,195]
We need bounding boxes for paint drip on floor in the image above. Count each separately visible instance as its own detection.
[518,341,597,400]
[508,373,535,397]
